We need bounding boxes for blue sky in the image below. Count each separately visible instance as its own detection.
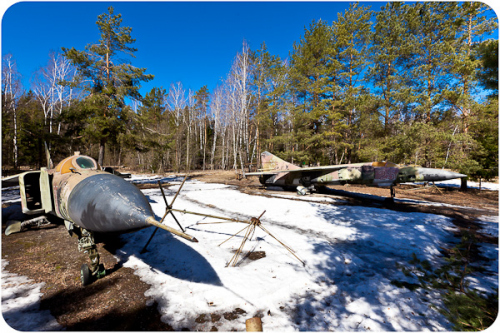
[1,1,498,97]
[1,1,388,95]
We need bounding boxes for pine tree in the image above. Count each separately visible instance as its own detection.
[475,39,498,96]
[289,19,337,164]
[332,2,372,163]
[137,87,173,172]
[368,2,413,136]
[445,2,497,133]
[402,3,460,167]
[475,39,498,95]
[406,3,458,124]
[62,6,153,166]
[251,42,286,163]
[16,92,46,168]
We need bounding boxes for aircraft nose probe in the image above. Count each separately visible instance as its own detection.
[64,173,197,285]
[414,168,467,182]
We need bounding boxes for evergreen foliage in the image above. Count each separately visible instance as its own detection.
[2,3,497,179]
[1,6,496,330]
[61,6,153,166]
[393,233,498,331]
[475,39,498,96]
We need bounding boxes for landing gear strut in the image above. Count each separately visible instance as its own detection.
[66,221,106,285]
[77,228,106,285]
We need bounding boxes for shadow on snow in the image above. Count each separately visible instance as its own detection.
[289,202,455,331]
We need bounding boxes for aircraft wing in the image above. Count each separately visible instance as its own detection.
[1,174,20,188]
[245,163,363,176]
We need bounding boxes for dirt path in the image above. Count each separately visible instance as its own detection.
[1,216,173,330]
[2,171,498,330]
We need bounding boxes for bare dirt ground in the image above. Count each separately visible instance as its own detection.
[2,170,498,330]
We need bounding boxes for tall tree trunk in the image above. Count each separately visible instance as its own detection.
[13,109,18,169]
[203,116,207,170]
[98,139,106,166]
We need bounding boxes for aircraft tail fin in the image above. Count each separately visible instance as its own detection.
[45,142,53,169]
[260,151,299,172]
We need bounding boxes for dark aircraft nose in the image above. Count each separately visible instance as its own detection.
[67,173,154,233]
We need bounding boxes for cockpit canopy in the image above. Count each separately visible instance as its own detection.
[55,154,100,174]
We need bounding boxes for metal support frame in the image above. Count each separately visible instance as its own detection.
[390,185,396,198]
[139,174,304,267]
[141,176,188,253]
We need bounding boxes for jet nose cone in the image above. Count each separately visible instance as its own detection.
[416,168,467,182]
[67,173,154,232]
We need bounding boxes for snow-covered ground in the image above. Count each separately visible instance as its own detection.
[1,175,498,331]
[415,178,499,191]
[1,261,62,330]
[119,176,498,331]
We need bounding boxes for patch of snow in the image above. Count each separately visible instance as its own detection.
[477,215,499,238]
[408,179,499,191]
[111,176,496,331]
[127,174,186,185]
[1,173,497,331]
[266,193,345,203]
[472,215,499,294]
[394,197,481,210]
[1,187,21,204]
[1,260,62,331]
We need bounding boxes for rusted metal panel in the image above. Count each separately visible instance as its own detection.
[374,167,399,182]
[18,172,30,214]
[40,168,53,214]
[19,172,45,215]
[260,151,300,172]
[50,154,153,233]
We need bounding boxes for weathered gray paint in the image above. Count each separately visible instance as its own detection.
[67,173,153,233]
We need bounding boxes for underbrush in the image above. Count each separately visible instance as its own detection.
[392,232,498,331]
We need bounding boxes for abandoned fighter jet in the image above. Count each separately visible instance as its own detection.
[1,151,197,285]
[245,151,467,196]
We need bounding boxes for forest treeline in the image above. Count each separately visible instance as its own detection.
[2,2,498,179]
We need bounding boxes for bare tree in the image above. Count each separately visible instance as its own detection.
[167,82,187,171]
[227,41,254,172]
[32,52,78,136]
[210,85,224,169]
[185,90,195,170]
[31,70,53,129]
[51,53,78,135]
[2,54,23,168]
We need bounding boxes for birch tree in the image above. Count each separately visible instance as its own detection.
[210,84,230,169]
[185,90,196,170]
[2,54,23,168]
[194,86,209,169]
[32,52,78,137]
[167,81,187,171]
[228,41,254,171]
